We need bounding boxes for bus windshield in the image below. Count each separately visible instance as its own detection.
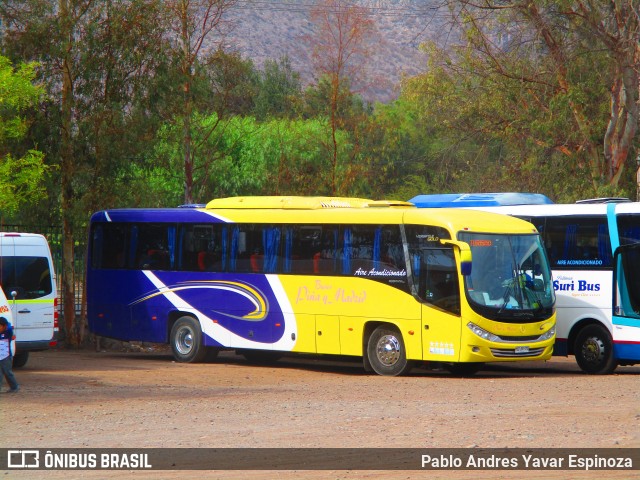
[459,232,555,322]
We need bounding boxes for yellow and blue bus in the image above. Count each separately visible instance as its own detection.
[410,193,640,374]
[86,196,556,376]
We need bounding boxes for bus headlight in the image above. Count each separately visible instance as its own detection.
[538,326,556,341]
[466,322,500,342]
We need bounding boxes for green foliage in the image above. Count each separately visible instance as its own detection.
[200,49,261,117]
[253,56,302,121]
[0,150,48,217]
[0,55,48,217]
[397,21,634,201]
[257,117,351,195]
[143,113,266,204]
[141,113,360,204]
[2,0,639,223]
[299,75,367,125]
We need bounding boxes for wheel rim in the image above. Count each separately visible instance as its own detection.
[376,334,401,367]
[581,336,605,365]
[175,326,194,355]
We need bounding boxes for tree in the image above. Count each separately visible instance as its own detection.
[147,113,266,201]
[399,39,580,199]
[162,0,238,204]
[253,56,302,121]
[306,0,376,195]
[0,55,47,217]
[435,0,640,198]
[1,0,172,344]
[258,117,354,195]
[147,114,362,200]
[200,48,260,117]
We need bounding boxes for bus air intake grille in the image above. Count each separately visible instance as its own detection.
[490,347,545,358]
[497,335,541,342]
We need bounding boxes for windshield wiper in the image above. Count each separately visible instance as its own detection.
[496,280,516,315]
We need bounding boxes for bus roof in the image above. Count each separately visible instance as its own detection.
[574,197,631,204]
[460,201,640,217]
[205,196,413,210]
[91,200,538,235]
[408,193,554,208]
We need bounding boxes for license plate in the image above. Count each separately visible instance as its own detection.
[515,346,530,354]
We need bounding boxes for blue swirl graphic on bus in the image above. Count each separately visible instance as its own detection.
[130,279,270,322]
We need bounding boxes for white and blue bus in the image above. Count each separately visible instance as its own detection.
[410,193,640,374]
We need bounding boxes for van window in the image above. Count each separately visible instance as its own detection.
[0,256,53,299]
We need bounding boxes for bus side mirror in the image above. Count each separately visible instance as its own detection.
[440,239,472,276]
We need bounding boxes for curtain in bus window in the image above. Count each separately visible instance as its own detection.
[597,224,611,266]
[177,227,185,270]
[283,227,293,273]
[221,227,228,271]
[342,228,352,274]
[230,227,239,271]
[563,224,578,261]
[263,227,281,273]
[413,253,421,279]
[332,229,339,272]
[168,226,176,268]
[373,228,381,269]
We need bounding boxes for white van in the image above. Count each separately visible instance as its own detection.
[0,232,58,367]
[0,288,16,358]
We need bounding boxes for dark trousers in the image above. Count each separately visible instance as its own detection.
[0,356,18,390]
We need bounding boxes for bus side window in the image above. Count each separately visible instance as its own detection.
[230,225,279,273]
[283,226,322,274]
[618,215,640,245]
[135,224,172,270]
[197,251,217,271]
[616,246,640,318]
[91,223,127,270]
[423,247,460,315]
[545,216,610,269]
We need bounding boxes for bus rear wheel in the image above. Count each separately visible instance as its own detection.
[366,326,412,376]
[170,316,207,363]
[574,324,617,375]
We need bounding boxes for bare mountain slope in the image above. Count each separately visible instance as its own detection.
[225,1,447,102]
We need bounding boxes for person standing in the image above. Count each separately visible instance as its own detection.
[0,316,19,393]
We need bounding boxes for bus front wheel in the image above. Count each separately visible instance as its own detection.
[170,316,207,363]
[574,324,617,375]
[366,326,412,376]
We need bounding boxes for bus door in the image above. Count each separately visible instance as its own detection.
[612,243,640,362]
[413,245,463,361]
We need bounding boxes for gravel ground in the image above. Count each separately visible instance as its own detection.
[3,348,639,480]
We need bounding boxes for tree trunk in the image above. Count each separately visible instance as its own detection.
[59,0,78,346]
[604,63,639,189]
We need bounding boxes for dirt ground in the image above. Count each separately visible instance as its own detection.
[2,346,639,480]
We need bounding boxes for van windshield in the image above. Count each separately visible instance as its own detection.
[0,257,52,299]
